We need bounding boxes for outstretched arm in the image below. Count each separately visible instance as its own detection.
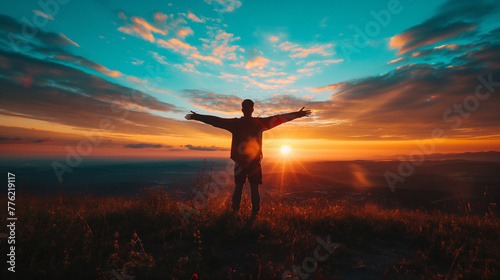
[260,107,311,130]
[185,111,234,131]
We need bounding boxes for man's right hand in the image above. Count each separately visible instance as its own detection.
[185,111,198,120]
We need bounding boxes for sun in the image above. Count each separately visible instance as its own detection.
[281,145,291,155]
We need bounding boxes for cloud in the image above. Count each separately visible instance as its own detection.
[219,72,239,80]
[266,76,297,84]
[388,57,404,64]
[158,38,197,54]
[245,56,270,69]
[53,53,123,77]
[289,44,334,58]
[204,0,243,13]
[0,125,186,150]
[269,36,279,43]
[132,16,168,35]
[279,41,334,58]
[131,58,144,65]
[212,44,237,59]
[182,89,243,113]
[297,68,315,73]
[118,11,193,43]
[153,11,168,22]
[305,59,343,67]
[256,94,313,113]
[241,76,283,90]
[0,14,79,50]
[125,143,167,149]
[183,89,312,115]
[118,15,169,43]
[250,70,287,77]
[190,53,222,64]
[0,14,126,80]
[33,10,54,20]
[33,138,52,143]
[204,29,242,61]
[186,11,204,23]
[183,144,229,151]
[389,0,498,54]
[0,137,23,141]
[172,62,201,74]
[312,41,500,140]
[127,76,144,83]
[410,43,479,60]
[156,29,234,65]
[59,34,80,47]
[279,41,299,51]
[177,27,194,38]
[0,49,193,137]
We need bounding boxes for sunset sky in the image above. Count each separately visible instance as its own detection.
[0,0,499,161]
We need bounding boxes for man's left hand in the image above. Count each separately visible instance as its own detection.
[297,107,311,117]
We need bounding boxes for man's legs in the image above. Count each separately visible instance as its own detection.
[232,162,246,212]
[232,182,244,212]
[250,183,260,214]
[248,159,262,215]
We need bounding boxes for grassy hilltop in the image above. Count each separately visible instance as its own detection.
[1,188,499,280]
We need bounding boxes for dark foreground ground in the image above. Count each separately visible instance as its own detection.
[1,188,498,280]
[1,155,499,279]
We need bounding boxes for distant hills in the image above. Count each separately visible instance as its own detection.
[385,151,500,162]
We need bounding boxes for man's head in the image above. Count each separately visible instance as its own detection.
[242,99,254,117]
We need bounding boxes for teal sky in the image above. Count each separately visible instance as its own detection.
[0,0,456,117]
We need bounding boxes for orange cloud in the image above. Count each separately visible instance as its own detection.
[388,57,403,64]
[190,53,222,64]
[119,12,195,43]
[242,76,282,90]
[389,33,409,50]
[266,76,296,84]
[146,88,172,94]
[212,44,237,59]
[279,41,299,51]
[204,29,242,62]
[387,0,485,56]
[289,44,333,58]
[173,63,201,73]
[33,10,54,20]
[187,11,204,23]
[297,68,315,73]
[153,11,168,22]
[158,38,197,54]
[105,70,122,77]
[269,36,279,42]
[305,59,342,67]
[220,73,239,79]
[434,44,460,50]
[390,24,476,55]
[127,76,144,83]
[280,41,334,58]
[177,27,194,38]
[59,33,79,47]
[119,25,155,43]
[245,56,270,69]
[250,70,287,77]
[131,17,168,35]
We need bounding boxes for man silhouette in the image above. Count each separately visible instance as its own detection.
[185,99,311,215]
